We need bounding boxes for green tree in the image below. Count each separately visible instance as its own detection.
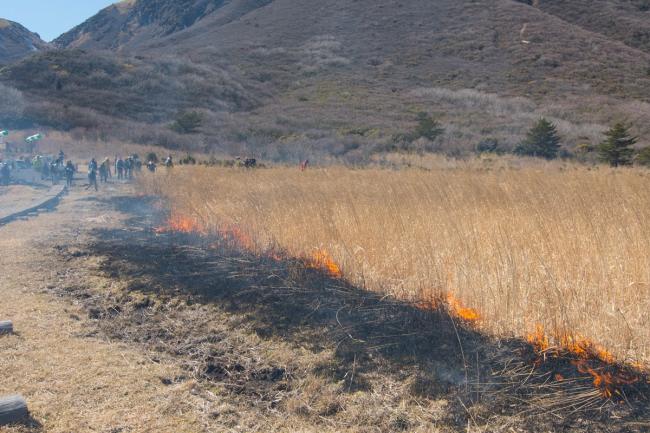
[597,122,637,167]
[636,146,650,167]
[415,112,444,141]
[515,118,561,159]
[170,111,203,134]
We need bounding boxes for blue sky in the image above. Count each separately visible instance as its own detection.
[2,0,116,42]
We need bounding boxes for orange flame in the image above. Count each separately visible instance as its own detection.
[307,249,342,278]
[572,360,638,398]
[446,293,480,322]
[526,324,640,398]
[155,212,206,235]
[413,294,480,323]
[527,325,615,363]
[219,224,256,251]
[526,324,550,352]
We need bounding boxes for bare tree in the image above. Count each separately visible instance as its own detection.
[0,84,26,121]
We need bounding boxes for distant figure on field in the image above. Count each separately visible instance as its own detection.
[164,155,174,168]
[0,161,10,186]
[87,158,98,191]
[42,159,50,180]
[147,160,157,173]
[125,157,134,179]
[65,160,75,187]
[116,158,125,180]
[99,158,111,183]
[50,160,61,185]
[32,156,43,177]
[133,154,142,173]
[300,159,309,171]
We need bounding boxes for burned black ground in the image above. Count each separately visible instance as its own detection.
[48,194,650,433]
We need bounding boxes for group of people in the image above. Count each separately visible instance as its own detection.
[0,152,68,186]
[0,151,175,190]
[84,154,173,191]
[86,155,139,191]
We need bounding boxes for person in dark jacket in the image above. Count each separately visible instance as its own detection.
[87,159,98,191]
[65,160,75,187]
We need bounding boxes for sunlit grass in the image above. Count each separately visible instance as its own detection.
[140,160,650,365]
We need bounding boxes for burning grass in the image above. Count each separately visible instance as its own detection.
[140,162,650,391]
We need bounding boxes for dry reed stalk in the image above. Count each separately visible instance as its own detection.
[139,162,650,366]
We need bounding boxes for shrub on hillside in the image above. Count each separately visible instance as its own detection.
[635,147,650,167]
[597,122,637,167]
[390,112,444,153]
[170,111,203,134]
[515,118,561,159]
[415,112,444,141]
[476,138,501,154]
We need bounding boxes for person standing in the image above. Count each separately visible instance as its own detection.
[65,160,75,187]
[0,161,10,186]
[116,157,124,180]
[99,158,111,183]
[87,158,98,192]
[125,157,133,180]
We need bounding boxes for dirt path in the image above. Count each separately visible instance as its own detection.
[0,185,64,221]
[0,183,647,433]
[0,184,207,433]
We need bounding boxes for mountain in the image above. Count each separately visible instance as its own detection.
[3,0,650,160]
[0,19,49,64]
[519,0,650,54]
[54,0,272,51]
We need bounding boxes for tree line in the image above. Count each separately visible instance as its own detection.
[514,118,649,167]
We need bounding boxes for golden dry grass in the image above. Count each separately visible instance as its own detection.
[141,160,650,366]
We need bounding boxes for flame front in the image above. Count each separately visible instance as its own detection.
[155,210,643,400]
[155,212,206,234]
[219,224,256,251]
[527,324,640,398]
[526,324,550,352]
[446,293,480,322]
[527,325,615,364]
[414,294,480,323]
[572,360,639,398]
[308,249,343,278]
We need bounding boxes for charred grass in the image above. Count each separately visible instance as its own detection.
[48,194,650,432]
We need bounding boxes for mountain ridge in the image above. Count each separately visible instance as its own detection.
[2,0,650,160]
[0,19,49,64]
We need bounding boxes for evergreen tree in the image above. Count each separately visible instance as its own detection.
[636,146,650,167]
[170,111,203,134]
[515,118,561,159]
[597,122,637,167]
[415,112,444,141]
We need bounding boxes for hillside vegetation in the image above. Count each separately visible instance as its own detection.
[1,0,650,160]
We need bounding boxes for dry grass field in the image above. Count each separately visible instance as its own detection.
[140,160,650,368]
